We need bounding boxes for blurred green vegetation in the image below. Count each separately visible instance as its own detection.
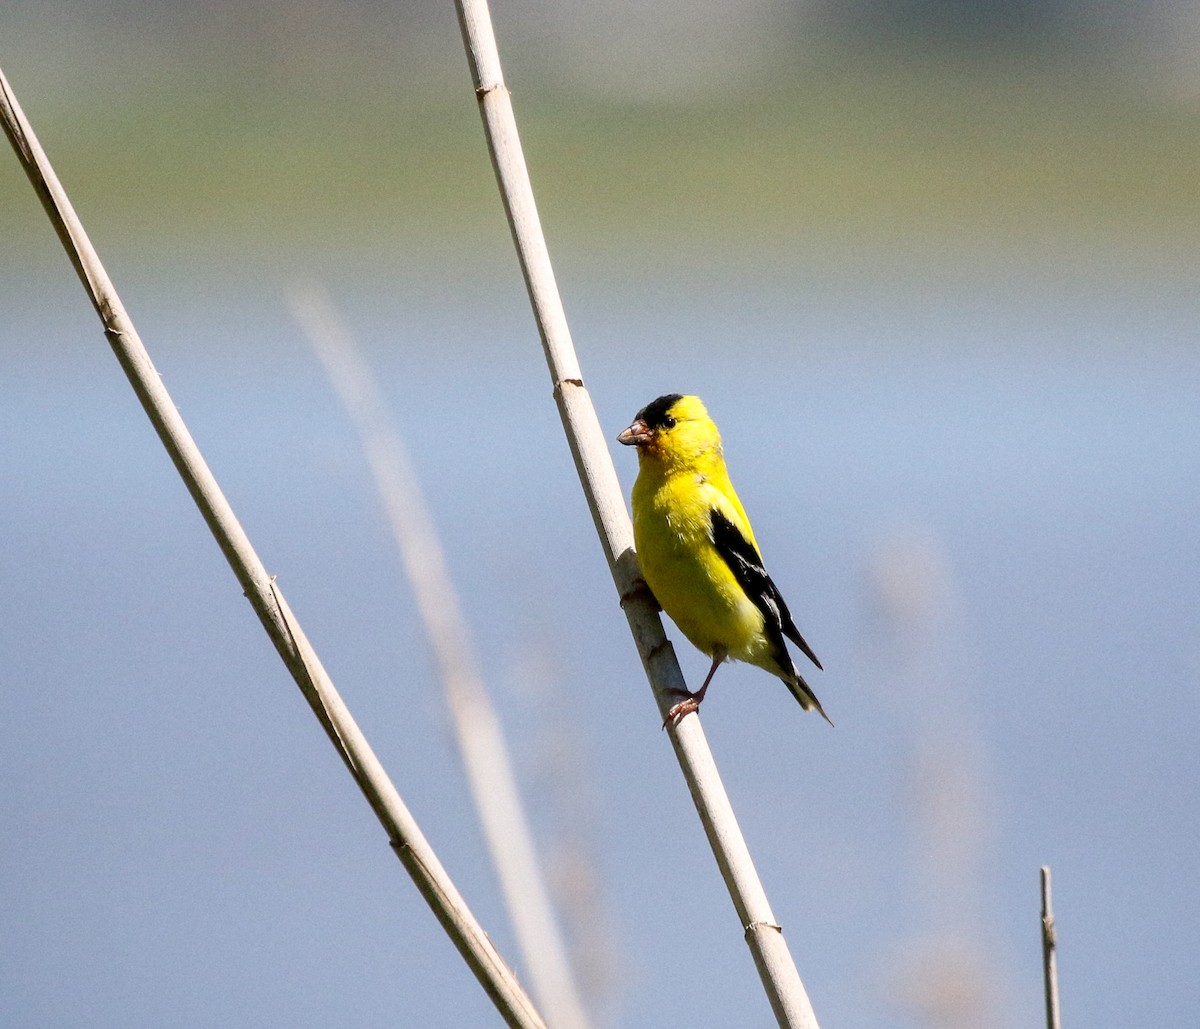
[2,12,1197,273]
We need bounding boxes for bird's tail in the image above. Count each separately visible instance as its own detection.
[786,670,833,726]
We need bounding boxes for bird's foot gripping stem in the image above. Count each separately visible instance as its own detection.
[662,689,702,729]
[662,677,716,728]
[660,651,723,729]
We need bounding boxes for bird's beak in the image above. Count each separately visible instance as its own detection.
[617,419,651,446]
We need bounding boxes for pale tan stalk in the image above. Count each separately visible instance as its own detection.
[451,3,822,1025]
[0,66,545,1029]
[290,285,591,1029]
[1041,866,1062,1029]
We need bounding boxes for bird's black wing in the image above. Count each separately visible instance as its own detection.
[710,508,823,671]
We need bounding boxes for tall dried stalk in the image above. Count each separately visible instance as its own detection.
[289,285,591,1029]
[1041,866,1061,1029]
[452,3,822,1026]
[0,66,546,1029]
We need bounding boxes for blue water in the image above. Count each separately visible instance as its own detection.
[2,250,1197,1027]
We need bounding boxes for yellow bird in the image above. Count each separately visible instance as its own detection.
[617,394,830,725]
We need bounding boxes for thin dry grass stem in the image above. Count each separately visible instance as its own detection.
[452,3,821,1026]
[1040,866,1061,1029]
[0,66,546,1029]
[289,284,592,1029]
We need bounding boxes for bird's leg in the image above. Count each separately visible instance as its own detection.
[663,649,725,728]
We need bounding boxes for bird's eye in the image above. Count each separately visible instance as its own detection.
[663,416,676,428]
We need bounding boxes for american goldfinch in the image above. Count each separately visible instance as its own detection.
[617,394,830,725]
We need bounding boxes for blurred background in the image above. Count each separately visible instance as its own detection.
[2,1,1197,1026]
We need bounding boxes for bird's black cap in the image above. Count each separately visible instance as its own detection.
[636,393,684,430]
